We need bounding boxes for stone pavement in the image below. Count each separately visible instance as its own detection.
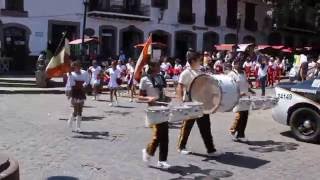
[0,88,319,180]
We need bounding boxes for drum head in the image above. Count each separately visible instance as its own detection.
[189,74,221,114]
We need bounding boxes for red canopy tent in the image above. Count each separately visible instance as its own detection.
[214,44,237,51]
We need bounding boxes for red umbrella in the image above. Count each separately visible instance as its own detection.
[281,48,293,53]
[271,45,285,50]
[257,45,271,50]
[214,44,236,51]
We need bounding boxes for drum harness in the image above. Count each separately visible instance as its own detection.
[147,74,167,102]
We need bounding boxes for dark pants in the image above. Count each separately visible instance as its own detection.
[177,114,216,153]
[146,122,169,161]
[230,111,249,138]
[260,76,267,96]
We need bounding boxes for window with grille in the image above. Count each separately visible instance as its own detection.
[152,0,167,9]
[5,0,24,11]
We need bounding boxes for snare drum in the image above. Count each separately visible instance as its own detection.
[251,97,264,110]
[184,102,204,119]
[169,105,192,123]
[263,96,278,110]
[233,97,251,112]
[145,106,170,125]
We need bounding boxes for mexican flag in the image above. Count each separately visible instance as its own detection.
[134,35,152,81]
[45,38,71,78]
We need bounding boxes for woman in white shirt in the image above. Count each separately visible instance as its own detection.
[88,60,102,100]
[106,61,121,106]
[258,56,268,96]
[65,61,90,132]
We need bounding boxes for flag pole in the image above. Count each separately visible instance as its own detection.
[53,31,68,56]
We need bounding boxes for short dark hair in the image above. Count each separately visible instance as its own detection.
[71,60,81,68]
[187,51,200,64]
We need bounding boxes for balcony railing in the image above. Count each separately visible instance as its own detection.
[205,14,220,27]
[89,0,150,18]
[178,12,195,24]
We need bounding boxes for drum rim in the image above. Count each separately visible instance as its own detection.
[189,74,222,114]
[147,106,170,111]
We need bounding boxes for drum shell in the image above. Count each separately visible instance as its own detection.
[145,107,170,125]
[188,74,240,114]
[184,102,204,119]
[212,74,240,112]
[169,106,192,123]
[251,97,264,110]
[263,96,278,110]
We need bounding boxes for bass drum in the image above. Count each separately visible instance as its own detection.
[189,74,240,113]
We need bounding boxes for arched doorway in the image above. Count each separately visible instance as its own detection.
[3,24,31,71]
[99,25,117,59]
[242,35,256,44]
[175,31,196,63]
[150,30,171,56]
[203,31,219,52]
[268,32,282,45]
[120,26,143,59]
[224,33,237,44]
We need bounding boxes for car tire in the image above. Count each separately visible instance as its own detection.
[289,107,320,143]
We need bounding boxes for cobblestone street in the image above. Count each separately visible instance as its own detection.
[0,88,319,180]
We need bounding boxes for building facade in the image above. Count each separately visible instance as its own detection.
[0,0,317,71]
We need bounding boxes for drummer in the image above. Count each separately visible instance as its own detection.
[176,50,221,156]
[138,61,171,169]
[228,59,256,142]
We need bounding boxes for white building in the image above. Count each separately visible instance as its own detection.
[0,0,285,71]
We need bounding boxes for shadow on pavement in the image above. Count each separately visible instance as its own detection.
[104,110,131,116]
[47,176,79,180]
[243,140,299,153]
[115,105,135,109]
[59,116,105,121]
[149,164,233,180]
[72,131,109,140]
[191,152,269,169]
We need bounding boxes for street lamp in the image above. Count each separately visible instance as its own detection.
[236,12,242,45]
[81,0,89,63]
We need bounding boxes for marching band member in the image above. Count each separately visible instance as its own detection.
[267,57,276,87]
[126,58,137,102]
[88,60,102,101]
[275,57,284,83]
[106,60,121,106]
[213,52,224,74]
[176,51,221,156]
[228,60,255,142]
[258,56,268,96]
[66,61,90,132]
[140,61,171,169]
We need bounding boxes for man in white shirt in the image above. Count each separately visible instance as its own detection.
[176,50,221,156]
